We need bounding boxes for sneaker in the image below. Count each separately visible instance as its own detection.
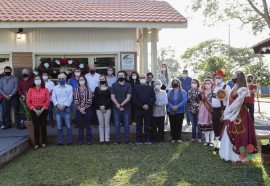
[191,139,196,141]
[33,145,39,150]
[135,141,142,145]
[171,140,176,143]
[42,144,46,148]
[177,140,183,143]
[198,139,202,143]
[204,142,209,146]
[209,143,214,147]
[1,125,5,129]
[144,141,152,145]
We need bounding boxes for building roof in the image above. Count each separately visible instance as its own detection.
[0,0,187,28]
[252,38,270,54]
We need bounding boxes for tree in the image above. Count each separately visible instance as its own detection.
[158,46,181,78]
[181,39,262,81]
[245,60,270,114]
[190,0,270,34]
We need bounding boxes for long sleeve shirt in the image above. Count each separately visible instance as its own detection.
[132,84,156,110]
[0,75,18,96]
[74,87,92,110]
[68,77,79,91]
[167,89,188,114]
[52,84,73,107]
[94,87,111,110]
[153,90,168,117]
[26,87,50,110]
[18,78,33,96]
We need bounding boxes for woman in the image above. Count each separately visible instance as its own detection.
[151,80,168,142]
[158,64,172,91]
[219,71,258,162]
[188,79,202,142]
[167,79,188,143]
[74,76,93,145]
[198,79,214,147]
[129,71,140,124]
[26,75,50,149]
[94,75,111,144]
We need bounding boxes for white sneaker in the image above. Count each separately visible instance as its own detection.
[198,139,202,143]
[177,140,183,143]
[171,140,176,143]
[1,125,4,129]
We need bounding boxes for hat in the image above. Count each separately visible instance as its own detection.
[214,70,226,77]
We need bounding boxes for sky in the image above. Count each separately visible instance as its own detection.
[158,0,269,58]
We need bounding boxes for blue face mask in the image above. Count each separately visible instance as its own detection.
[59,80,66,85]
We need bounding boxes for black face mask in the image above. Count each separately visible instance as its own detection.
[247,78,252,83]
[22,74,28,78]
[90,70,95,74]
[232,78,237,84]
[100,81,106,85]
[207,76,212,79]
[172,83,179,88]
[5,72,11,76]
[118,77,125,82]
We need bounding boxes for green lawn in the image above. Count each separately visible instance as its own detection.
[0,140,269,186]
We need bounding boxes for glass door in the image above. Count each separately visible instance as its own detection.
[90,55,118,75]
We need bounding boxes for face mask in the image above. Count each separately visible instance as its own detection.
[232,78,237,84]
[100,81,106,85]
[207,76,212,79]
[132,75,137,80]
[79,80,85,85]
[247,78,252,83]
[118,77,125,82]
[182,74,188,78]
[215,78,222,84]
[59,80,66,85]
[33,71,38,76]
[90,70,95,74]
[140,79,146,84]
[34,80,41,85]
[191,83,197,89]
[42,76,48,80]
[155,85,161,90]
[161,67,166,71]
[75,72,81,77]
[107,70,113,75]
[205,84,211,89]
[5,72,11,76]
[22,74,28,78]
[172,83,179,88]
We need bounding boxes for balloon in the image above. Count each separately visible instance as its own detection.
[239,153,246,160]
[239,146,246,153]
[246,144,255,153]
[246,153,254,161]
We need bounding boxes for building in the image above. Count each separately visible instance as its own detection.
[0,0,187,77]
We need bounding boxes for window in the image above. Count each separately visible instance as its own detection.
[0,54,10,73]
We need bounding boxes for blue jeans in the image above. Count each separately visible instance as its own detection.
[55,107,72,144]
[113,107,130,142]
[190,112,202,140]
[185,105,191,123]
[246,103,254,123]
[76,107,92,144]
[47,101,54,124]
[0,101,4,126]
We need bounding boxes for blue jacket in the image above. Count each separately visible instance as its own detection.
[179,77,192,93]
[167,89,188,114]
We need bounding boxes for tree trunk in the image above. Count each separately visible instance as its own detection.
[257,84,261,115]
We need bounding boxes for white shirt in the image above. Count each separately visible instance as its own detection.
[85,72,100,93]
[45,80,55,100]
[106,75,117,87]
[52,84,73,107]
[212,82,231,108]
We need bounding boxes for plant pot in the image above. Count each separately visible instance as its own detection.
[261,144,270,165]
[25,120,35,145]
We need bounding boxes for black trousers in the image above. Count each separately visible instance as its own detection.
[136,109,152,142]
[3,96,20,127]
[31,110,48,145]
[246,103,254,123]
[212,107,224,137]
[169,113,184,140]
[151,116,165,141]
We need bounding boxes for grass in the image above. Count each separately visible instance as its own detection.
[0,140,269,186]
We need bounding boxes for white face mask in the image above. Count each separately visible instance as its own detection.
[161,67,166,72]
[34,80,41,85]
[204,84,212,89]
[107,70,113,75]
[79,80,85,85]
[182,74,188,78]
[33,71,38,76]
[75,72,81,77]
[215,79,222,84]
[155,85,161,90]
[191,83,197,89]
[140,79,146,84]
[42,76,48,80]
[132,75,137,80]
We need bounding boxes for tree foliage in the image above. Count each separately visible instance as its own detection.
[190,0,270,35]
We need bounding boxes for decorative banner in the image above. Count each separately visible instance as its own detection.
[120,52,137,71]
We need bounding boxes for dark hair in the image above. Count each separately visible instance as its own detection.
[74,67,81,71]
[107,66,114,70]
[117,70,126,77]
[31,75,45,88]
[147,72,153,78]
[4,66,12,72]
[183,69,188,73]
[78,76,89,89]
[42,70,48,75]
[171,79,181,88]
[192,79,200,88]
[131,71,139,81]
[99,74,108,87]
[247,74,253,79]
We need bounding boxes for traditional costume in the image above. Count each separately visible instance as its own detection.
[219,87,258,161]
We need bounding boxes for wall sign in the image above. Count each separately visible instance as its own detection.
[120,52,137,71]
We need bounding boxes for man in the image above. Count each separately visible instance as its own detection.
[52,73,73,145]
[133,74,156,145]
[69,68,81,127]
[146,72,155,87]
[85,65,100,127]
[227,79,235,88]
[179,69,192,125]
[246,74,257,123]
[111,70,132,144]
[212,70,231,152]
[18,68,32,128]
[106,66,117,87]
[0,66,20,129]
[42,71,55,127]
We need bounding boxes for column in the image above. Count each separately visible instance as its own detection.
[151,28,158,78]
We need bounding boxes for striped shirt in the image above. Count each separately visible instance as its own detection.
[74,87,92,110]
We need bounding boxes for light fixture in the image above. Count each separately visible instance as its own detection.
[16,28,23,39]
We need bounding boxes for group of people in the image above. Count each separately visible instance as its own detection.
[0,64,258,162]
